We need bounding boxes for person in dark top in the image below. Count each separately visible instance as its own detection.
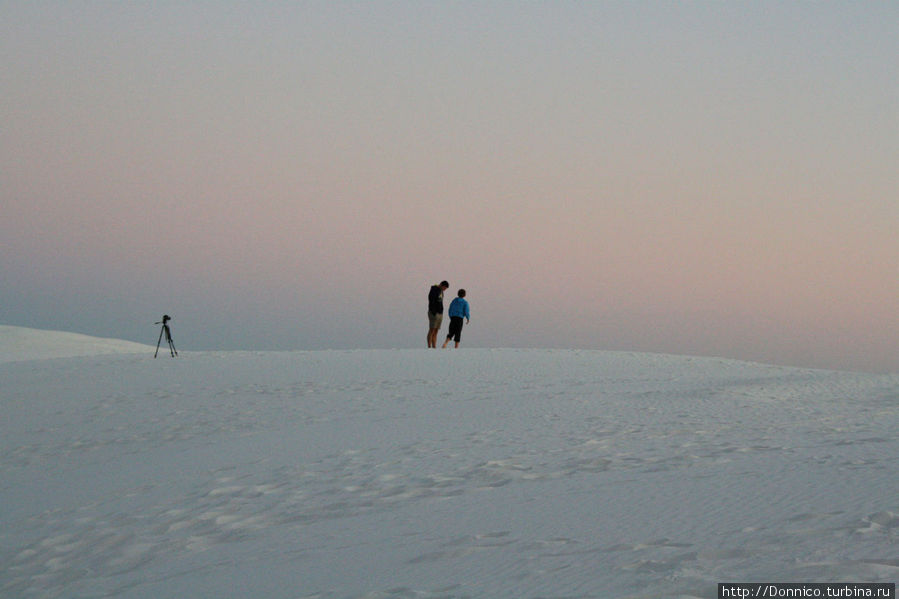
[427,280,449,348]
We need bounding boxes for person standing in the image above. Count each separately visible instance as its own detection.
[428,281,449,348]
[442,289,470,349]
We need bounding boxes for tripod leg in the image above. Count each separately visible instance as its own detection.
[165,326,177,357]
[155,325,165,358]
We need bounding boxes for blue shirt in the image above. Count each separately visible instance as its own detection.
[448,297,470,319]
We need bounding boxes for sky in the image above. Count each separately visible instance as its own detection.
[2,1,897,372]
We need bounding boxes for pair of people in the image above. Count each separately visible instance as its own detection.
[427,281,471,348]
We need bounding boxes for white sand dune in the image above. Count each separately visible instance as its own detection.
[0,325,154,363]
[1,328,897,598]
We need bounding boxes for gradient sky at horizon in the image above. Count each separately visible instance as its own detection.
[2,2,897,372]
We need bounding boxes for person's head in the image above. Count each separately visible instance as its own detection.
[440,281,449,290]
[457,289,466,297]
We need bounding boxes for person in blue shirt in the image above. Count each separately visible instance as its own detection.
[442,289,471,348]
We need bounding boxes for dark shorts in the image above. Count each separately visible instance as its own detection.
[446,316,464,342]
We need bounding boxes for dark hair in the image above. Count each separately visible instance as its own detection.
[458,289,466,297]
[440,280,449,287]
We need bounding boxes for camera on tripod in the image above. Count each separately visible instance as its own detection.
[154,314,178,358]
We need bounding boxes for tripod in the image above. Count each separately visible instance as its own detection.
[154,315,178,358]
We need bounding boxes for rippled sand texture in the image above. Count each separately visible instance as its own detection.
[2,338,898,598]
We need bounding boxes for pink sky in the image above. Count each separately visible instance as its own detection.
[2,2,897,371]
